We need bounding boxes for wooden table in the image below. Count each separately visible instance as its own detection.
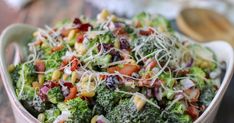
[0,0,233,123]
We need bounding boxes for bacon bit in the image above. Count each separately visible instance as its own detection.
[63,82,73,89]
[60,28,71,37]
[34,60,45,72]
[186,105,199,120]
[77,34,84,43]
[107,64,140,76]
[147,59,157,70]
[34,40,43,46]
[64,86,77,101]
[177,69,189,76]
[135,21,142,28]
[71,56,80,71]
[139,28,154,36]
[113,27,127,36]
[99,75,107,80]
[184,88,200,103]
[51,45,64,52]
[60,60,69,71]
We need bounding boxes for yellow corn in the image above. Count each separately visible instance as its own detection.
[32,81,41,90]
[8,64,15,72]
[97,9,110,21]
[127,59,137,64]
[62,74,69,81]
[80,90,95,97]
[71,71,78,84]
[67,30,76,41]
[75,42,87,55]
[91,115,98,123]
[133,94,146,111]
[52,70,62,81]
[38,74,45,84]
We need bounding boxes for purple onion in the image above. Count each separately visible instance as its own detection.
[40,86,49,94]
[146,89,153,98]
[186,58,194,67]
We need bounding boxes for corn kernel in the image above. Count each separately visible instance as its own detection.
[52,70,62,81]
[32,81,41,89]
[71,71,78,84]
[91,115,98,123]
[97,9,110,21]
[133,94,146,111]
[38,74,45,84]
[67,30,76,41]
[8,64,15,72]
[80,90,95,97]
[75,42,87,55]
[62,74,69,80]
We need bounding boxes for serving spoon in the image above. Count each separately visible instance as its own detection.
[176,8,234,47]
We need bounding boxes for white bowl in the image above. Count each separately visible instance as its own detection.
[0,24,233,123]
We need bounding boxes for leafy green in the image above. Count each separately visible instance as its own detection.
[47,87,64,104]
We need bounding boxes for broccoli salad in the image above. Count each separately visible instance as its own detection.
[9,10,221,123]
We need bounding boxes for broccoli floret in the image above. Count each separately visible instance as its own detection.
[163,102,192,123]
[199,86,216,107]
[47,87,64,104]
[160,72,175,89]
[95,85,126,112]
[44,107,61,123]
[189,44,217,71]
[43,48,66,80]
[10,64,21,87]
[133,12,173,32]
[65,97,92,123]
[190,67,206,89]
[106,99,162,123]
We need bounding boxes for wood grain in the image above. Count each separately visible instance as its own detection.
[177,8,234,47]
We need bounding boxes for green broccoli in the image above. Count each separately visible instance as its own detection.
[133,12,173,32]
[160,72,175,89]
[44,107,61,123]
[190,67,206,89]
[106,99,162,123]
[163,102,192,123]
[43,48,66,80]
[95,85,126,112]
[189,44,216,71]
[47,87,64,104]
[65,97,92,123]
[199,86,216,107]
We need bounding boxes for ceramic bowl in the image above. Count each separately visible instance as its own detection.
[0,24,233,123]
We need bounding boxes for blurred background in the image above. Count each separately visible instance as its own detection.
[0,0,233,123]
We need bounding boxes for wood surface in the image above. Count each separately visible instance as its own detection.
[177,8,234,47]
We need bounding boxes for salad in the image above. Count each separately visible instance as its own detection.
[9,10,221,123]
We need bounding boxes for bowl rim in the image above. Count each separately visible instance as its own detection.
[0,23,233,123]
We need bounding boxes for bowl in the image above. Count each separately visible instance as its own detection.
[0,24,233,123]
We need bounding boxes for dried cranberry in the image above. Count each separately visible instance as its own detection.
[105,75,119,89]
[98,43,113,52]
[119,38,130,50]
[63,82,73,88]
[77,34,84,43]
[79,23,92,31]
[109,50,122,62]
[73,18,82,25]
[139,28,154,36]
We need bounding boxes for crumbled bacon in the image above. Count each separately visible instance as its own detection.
[34,60,45,72]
